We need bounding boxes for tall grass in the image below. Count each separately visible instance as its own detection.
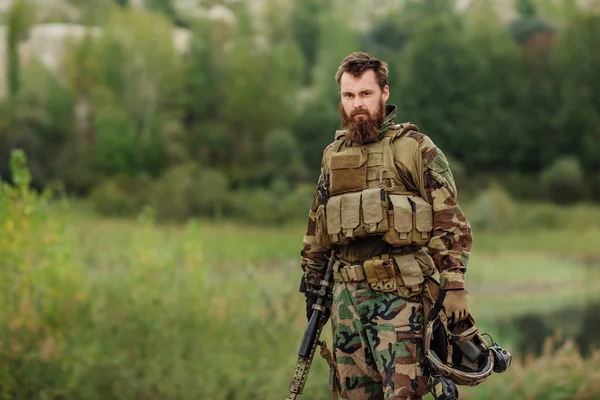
[2,151,600,399]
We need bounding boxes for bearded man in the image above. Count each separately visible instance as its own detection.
[299,52,472,400]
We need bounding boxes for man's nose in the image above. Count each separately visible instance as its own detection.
[353,97,364,108]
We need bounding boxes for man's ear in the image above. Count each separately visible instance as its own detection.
[382,85,390,102]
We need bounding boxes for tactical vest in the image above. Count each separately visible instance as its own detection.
[320,124,433,247]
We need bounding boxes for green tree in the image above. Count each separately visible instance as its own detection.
[218,4,304,184]
[143,0,186,27]
[260,129,307,186]
[290,0,331,84]
[66,0,113,25]
[553,11,600,172]
[6,0,33,97]
[508,0,555,45]
[502,0,562,171]
[0,62,75,185]
[295,5,358,179]
[532,0,579,23]
[64,6,183,179]
[540,156,584,204]
[515,28,562,171]
[404,0,457,15]
[360,14,412,63]
[181,17,232,169]
[397,13,479,166]
[516,0,537,17]
[94,106,139,175]
[461,0,524,171]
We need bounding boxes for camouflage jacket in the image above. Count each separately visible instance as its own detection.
[300,106,472,290]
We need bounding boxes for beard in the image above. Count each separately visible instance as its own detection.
[340,98,386,145]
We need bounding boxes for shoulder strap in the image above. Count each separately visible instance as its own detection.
[332,129,347,153]
[381,122,421,193]
[390,122,420,139]
[332,138,345,153]
[382,136,395,182]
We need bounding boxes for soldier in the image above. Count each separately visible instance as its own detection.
[300,52,472,400]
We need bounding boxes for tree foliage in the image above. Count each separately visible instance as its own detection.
[2,0,600,221]
[6,0,34,97]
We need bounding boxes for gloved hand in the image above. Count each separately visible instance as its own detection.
[300,273,332,322]
[442,289,470,324]
[305,288,331,322]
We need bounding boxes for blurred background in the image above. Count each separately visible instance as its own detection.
[1,0,600,399]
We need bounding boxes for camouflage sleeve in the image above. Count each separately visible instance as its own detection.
[420,136,472,290]
[300,155,335,286]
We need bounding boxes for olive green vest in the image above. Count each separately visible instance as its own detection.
[318,124,433,248]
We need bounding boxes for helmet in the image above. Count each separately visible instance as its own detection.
[424,311,494,387]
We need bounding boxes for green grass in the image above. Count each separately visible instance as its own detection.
[3,186,600,399]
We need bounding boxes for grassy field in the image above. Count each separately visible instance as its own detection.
[2,175,600,399]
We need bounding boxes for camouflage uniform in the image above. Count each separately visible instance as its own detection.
[301,105,472,400]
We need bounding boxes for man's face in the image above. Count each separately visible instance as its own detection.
[339,70,390,144]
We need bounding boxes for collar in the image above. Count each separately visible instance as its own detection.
[377,104,397,140]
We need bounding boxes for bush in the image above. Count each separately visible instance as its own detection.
[514,202,600,231]
[276,182,314,224]
[226,188,277,225]
[1,150,83,399]
[501,172,541,201]
[464,339,600,400]
[540,156,584,204]
[193,167,229,219]
[150,162,200,221]
[226,183,314,226]
[89,179,137,217]
[150,163,230,221]
[588,173,600,202]
[467,183,517,233]
[88,174,153,217]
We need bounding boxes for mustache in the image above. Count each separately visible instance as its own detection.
[351,107,370,117]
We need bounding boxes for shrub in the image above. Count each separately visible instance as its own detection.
[225,183,314,226]
[0,150,82,399]
[467,183,517,233]
[501,172,541,201]
[89,178,137,217]
[540,156,584,204]
[192,167,229,219]
[150,163,230,221]
[150,162,200,221]
[226,188,277,225]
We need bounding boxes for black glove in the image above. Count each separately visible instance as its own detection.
[305,292,331,322]
[300,273,331,322]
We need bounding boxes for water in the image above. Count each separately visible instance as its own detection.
[494,301,600,357]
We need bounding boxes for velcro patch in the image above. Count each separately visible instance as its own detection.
[331,154,361,170]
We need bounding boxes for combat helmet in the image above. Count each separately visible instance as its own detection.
[424,311,494,387]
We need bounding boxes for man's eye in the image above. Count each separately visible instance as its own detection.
[344,94,353,98]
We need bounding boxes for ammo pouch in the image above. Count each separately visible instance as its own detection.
[334,251,436,299]
[364,257,397,293]
[323,190,433,247]
[383,195,433,247]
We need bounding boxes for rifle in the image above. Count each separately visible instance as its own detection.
[287,253,338,400]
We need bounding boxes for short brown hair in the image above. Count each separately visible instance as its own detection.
[335,52,389,90]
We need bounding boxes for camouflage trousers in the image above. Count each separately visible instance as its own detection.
[331,280,430,400]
